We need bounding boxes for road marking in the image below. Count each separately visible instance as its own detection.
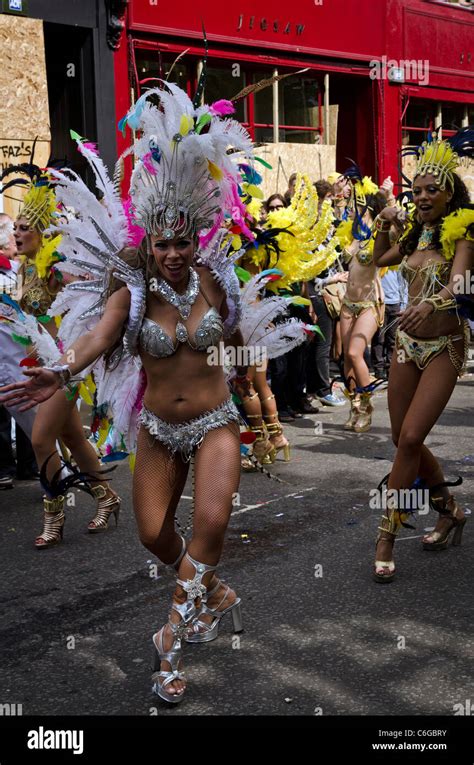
[231,486,318,516]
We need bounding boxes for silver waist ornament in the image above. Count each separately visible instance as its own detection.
[152,266,200,320]
[138,398,242,462]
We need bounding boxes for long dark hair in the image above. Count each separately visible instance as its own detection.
[352,191,387,240]
[399,173,471,257]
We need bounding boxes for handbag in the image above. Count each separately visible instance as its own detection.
[322,282,346,319]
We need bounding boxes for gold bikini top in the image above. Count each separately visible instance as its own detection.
[399,254,452,300]
[19,259,58,317]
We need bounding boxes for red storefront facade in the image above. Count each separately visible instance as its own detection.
[114,0,474,189]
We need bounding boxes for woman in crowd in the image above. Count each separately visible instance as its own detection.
[372,131,473,582]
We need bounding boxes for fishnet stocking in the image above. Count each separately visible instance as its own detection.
[133,420,241,572]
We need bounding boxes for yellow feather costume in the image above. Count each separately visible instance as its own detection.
[248,174,339,292]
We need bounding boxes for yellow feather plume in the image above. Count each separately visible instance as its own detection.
[440,208,474,261]
[35,235,62,279]
[263,176,338,290]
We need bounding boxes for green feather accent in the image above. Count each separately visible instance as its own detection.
[255,156,272,170]
[12,333,31,346]
[195,113,212,134]
[311,324,325,339]
[37,315,52,323]
[235,266,252,282]
[65,384,79,401]
[69,129,84,142]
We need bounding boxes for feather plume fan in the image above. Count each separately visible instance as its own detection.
[239,272,312,360]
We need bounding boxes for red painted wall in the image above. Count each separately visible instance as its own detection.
[129,0,387,60]
[114,0,474,189]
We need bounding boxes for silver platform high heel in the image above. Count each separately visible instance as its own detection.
[151,552,216,703]
[185,578,243,643]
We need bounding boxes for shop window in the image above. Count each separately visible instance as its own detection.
[279,75,320,143]
[133,47,323,144]
[204,65,246,124]
[403,100,471,147]
[135,50,193,95]
[402,101,437,145]
[442,103,468,133]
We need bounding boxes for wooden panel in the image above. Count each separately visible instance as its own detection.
[0,16,50,218]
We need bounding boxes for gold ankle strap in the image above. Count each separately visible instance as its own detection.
[265,421,282,435]
[249,425,266,440]
[92,484,107,499]
[243,391,258,403]
[260,394,275,403]
[378,511,402,537]
[44,495,65,513]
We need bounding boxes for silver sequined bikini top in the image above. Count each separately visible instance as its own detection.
[139,306,224,358]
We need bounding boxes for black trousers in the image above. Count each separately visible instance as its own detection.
[0,405,38,479]
[371,302,400,375]
[269,305,311,411]
[306,294,334,397]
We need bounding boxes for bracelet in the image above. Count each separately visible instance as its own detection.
[374,216,391,232]
[422,295,457,313]
[44,364,72,388]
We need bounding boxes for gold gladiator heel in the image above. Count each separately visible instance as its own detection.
[264,419,291,461]
[261,393,290,461]
[373,487,406,583]
[354,392,373,433]
[35,495,65,549]
[343,391,360,431]
[422,495,466,551]
[373,512,398,583]
[88,485,121,533]
[249,424,276,464]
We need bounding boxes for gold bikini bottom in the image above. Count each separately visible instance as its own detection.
[342,297,385,327]
[395,322,469,376]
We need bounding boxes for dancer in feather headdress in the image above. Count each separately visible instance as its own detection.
[334,162,393,433]
[371,127,474,583]
[1,81,260,704]
[1,153,123,546]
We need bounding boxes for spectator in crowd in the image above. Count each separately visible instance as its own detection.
[306,267,348,406]
[283,173,298,205]
[314,180,333,215]
[0,214,38,489]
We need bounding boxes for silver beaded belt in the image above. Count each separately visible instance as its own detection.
[138,397,241,461]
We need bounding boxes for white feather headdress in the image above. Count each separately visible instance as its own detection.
[123,82,254,238]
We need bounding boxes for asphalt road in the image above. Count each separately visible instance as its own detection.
[0,372,473,718]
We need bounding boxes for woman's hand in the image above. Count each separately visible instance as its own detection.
[0,368,61,411]
[379,176,395,201]
[378,205,400,223]
[329,272,348,284]
[398,302,433,333]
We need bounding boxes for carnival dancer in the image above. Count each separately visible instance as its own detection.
[371,129,474,582]
[0,161,119,547]
[1,82,260,702]
[335,168,391,432]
